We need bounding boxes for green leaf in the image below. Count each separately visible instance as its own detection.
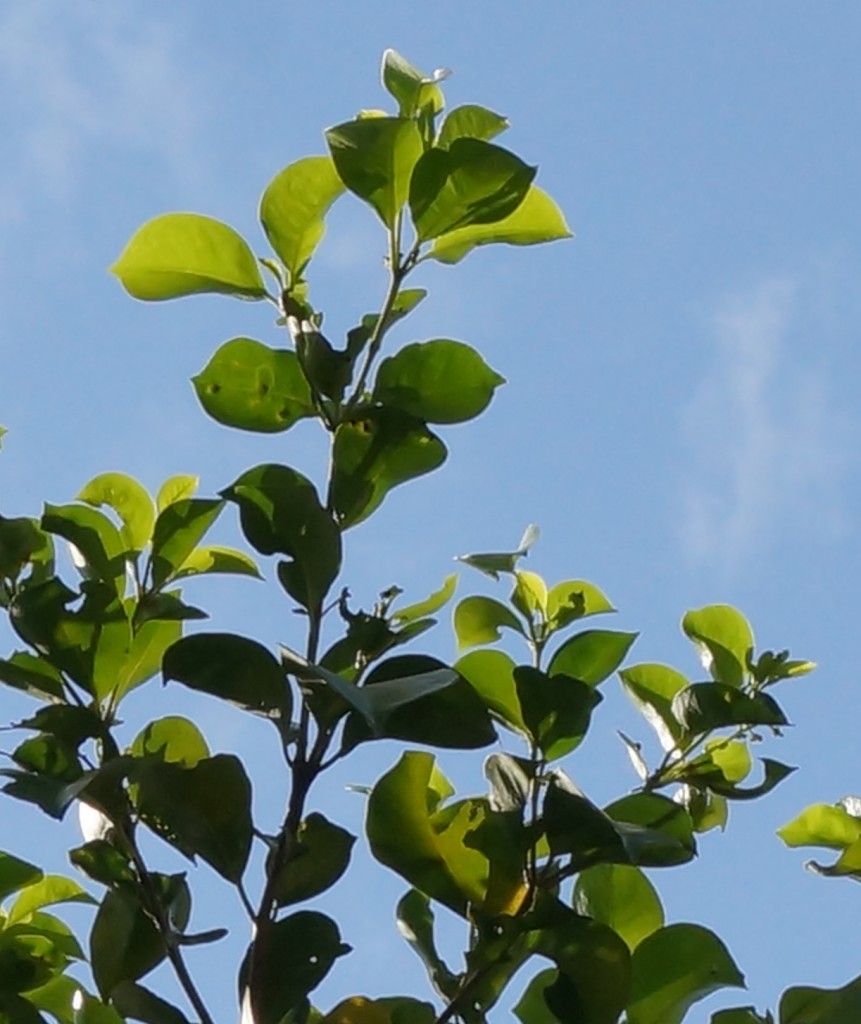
[7,875,95,926]
[69,840,135,888]
[453,596,525,650]
[0,516,54,585]
[548,630,638,686]
[240,911,351,1023]
[619,664,690,752]
[545,580,614,631]
[456,649,527,734]
[430,185,572,264]
[360,288,428,339]
[259,156,345,279]
[129,716,209,768]
[392,574,457,625]
[41,504,127,592]
[77,473,155,553]
[514,968,560,1024]
[780,975,861,1023]
[605,792,696,867]
[134,754,253,883]
[778,802,861,850]
[163,632,291,731]
[115,616,182,703]
[573,865,664,952]
[671,683,787,735]
[331,410,446,529]
[272,813,356,907]
[90,886,166,999]
[627,924,745,1024]
[410,139,535,242]
[515,666,602,760]
[367,752,524,917]
[0,852,42,902]
[25,975,124,1024]
[155,476,198,513]
[374,339,504,425]
[456,523,540,580]
[326,117,423,227]
[192,338,315,433]
[396,890,459,1001]
[682,605,754,688]
[171,545,261,581]
[111,213,266,301]
[340,654,496,749]
[510,571,548,622]
[223,464,341,610]
[0,652,65,702]
[381,49,445,118]
[111,981,191,1024]
[149,498,223,588]
[437,105,509,148]
[712,1008,774,1024]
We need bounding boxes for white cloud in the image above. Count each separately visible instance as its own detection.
[0,3,206,221]
[681,276,852,572]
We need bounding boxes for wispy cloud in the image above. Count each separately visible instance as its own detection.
[680,275,852,572]
[0,3,206,222]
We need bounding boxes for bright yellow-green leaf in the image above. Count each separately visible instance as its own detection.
[7,875,95,926]
[682,604,754,688]
[453,595,525,650]
[156,475,198,513]
[455,649,526,734]
[510,570,548,620]
[778,803,861,850]
[546,579,615,630]
[321,996,390,1024]
[573,864,664,952]
[437,104,509,148]
[430,185,572,264]
[392,574,458,625]
[77,472,155,553]
[111,213,266,301]
[173,545,262,581]
[259,156,345,279]
[619,663,690,753]
[130,715,209,768]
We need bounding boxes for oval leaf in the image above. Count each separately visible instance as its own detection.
[77,473,155,553]
[547,630,638,686]
[682,605,754,688]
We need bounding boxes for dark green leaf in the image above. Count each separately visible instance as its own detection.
[437,105,508,148]
[453,596,525,650]
[0,516,54,585]
[223,464,341,610]
[515,666,602,760]
[780,974,861,1023]
[682,605,754,688]
[627,924,745,1024]
[90,886,166,999]
[0,852,42,902]
[331,409,446,529]
[259,156,345,279]
[374,340,504,424]
[605,792,696,867]
[111,213,266,301]
[695,758,795,801]
[292,319,354,403]
[396,890,458,1000]
[360,288,428,339]
[163,632,291,730]
[114,616,182,703]
[712,1009,774,1024]
[134,754,253,883]
[111,981,192,1024]
[456,649,527,734]
[149,498,223,588]
[671,683,787,735]
[77,473,155,553]
[41,504,127,592]
[484,753,531,814]
[241,912,350,1023]
[547,630,638,686]
[192,338,314,432]
[272,813,355,907]
[410,139,535,242]
[69,840,135,887]
[326,117,423,227]
[514,968,559,1024]
[431,185,572,264]
[25,974,124,1024]
[0,652,65,702]
[573,865,664,952]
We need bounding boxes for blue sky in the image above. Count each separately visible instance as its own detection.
[2,2,861,1019]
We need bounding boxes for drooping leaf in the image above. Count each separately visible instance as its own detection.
[777,802,861,850]
[90,886,166,999]
[484,753,532,814]
[331,410,446,529]
[410,139,536,241]
[0,652,65,702]
[77,473,155,553]
[163,632,290,731]
[41,504,127,593]
[626,924,745,1024]
[134,754,253,883]
[437,105,509,148]
[671,683,787,735]
[111,213,266,301]
[7,875,95,926]
[326,117,423,227]
[396,890,459,1001]
[192,338,314,432]
[682,605,754,688]
[573,865,664,952]
[547,630,638,686]
[455,649,527,734]
[374,340,504,424]
[0,852,42,903]
[430,185,572,264]
[453,596,525,650]
[392,574,457,625]
[272,813,356,907]
[514,666,602,760]
[259,156,345,279]
[149,498,224,588]
[241,912,351,1024]
[619,664,690,753]
[223,464,341,610]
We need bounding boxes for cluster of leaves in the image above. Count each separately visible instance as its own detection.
[0,47,853,1024]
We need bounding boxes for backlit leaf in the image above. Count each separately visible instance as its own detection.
[573,864,664,952]
[682,605,754,688]
[453,596,525,650]
[547,630,638,686]
[77,473,155,553]
[437,105,508,148]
